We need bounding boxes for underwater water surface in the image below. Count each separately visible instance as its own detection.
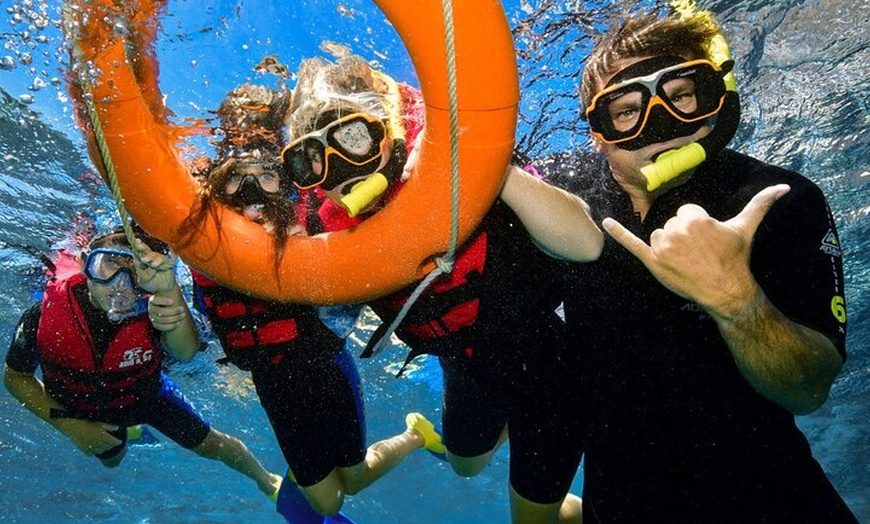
[0,0,867,523]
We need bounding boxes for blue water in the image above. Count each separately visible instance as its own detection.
[0,0,867,523]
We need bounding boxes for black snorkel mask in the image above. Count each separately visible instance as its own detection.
[217,154,285,213]
[234,175,271,206]
[584,33,741,191]
[587,55,718,151]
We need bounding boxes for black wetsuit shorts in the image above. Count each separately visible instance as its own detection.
[251,346,366,487]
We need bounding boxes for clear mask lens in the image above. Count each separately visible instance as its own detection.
[84,249,138,287]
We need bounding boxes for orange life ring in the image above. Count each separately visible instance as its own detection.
[70,0,519,304]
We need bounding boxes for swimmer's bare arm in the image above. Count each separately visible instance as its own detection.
[3,364,122,455]
[133,239,200,361]
[500,165,604,261]
[603,185,843,414]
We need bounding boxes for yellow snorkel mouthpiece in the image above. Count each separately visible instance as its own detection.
[640,3,741,192]
[641,143,707,191]
[340,173,390,218]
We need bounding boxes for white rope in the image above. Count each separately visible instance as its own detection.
[366,0,462,357]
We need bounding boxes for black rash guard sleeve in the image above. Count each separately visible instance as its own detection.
[5,302,42,373]
[750,179,848,359]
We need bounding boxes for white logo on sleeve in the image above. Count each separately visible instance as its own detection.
[819,230,841,257]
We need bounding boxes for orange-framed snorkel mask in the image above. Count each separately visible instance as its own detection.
[585,57,732,149]
[281,69,408,218]
[281,112,390,191]
[583,25,741,191]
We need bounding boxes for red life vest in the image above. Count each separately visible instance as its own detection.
[307,83,488,348]
[36,273,162,415]
[373,230,488,339]
[191,270,299,348]
[191,270,343,369]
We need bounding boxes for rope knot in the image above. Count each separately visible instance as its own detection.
[434,255,454,274]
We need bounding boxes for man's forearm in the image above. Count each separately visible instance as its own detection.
[712,289,843,415]
[500,165,603,261]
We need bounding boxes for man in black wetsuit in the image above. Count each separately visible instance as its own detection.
[529,6,858,523]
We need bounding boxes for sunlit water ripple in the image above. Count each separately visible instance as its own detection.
[0,0,866,522]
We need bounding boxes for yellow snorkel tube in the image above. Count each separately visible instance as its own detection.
[339,70,408,218]
[640,5,741,191]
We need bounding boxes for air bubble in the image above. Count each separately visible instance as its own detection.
[28,77,46,91]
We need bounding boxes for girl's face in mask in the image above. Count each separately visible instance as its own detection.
[210,157,285,224]
[224,162,282,223]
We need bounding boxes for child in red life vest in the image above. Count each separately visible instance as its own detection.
[4,228,282,500]
[283,55,603,524]
[178,82,444,518]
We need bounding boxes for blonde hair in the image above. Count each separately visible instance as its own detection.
[579,10,722,110]
[285,55,394,139]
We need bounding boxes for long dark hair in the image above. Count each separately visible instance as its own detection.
[178,84,296,273]
[178,144,297,270]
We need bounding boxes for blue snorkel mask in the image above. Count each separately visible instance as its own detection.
[83,247,148,323]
